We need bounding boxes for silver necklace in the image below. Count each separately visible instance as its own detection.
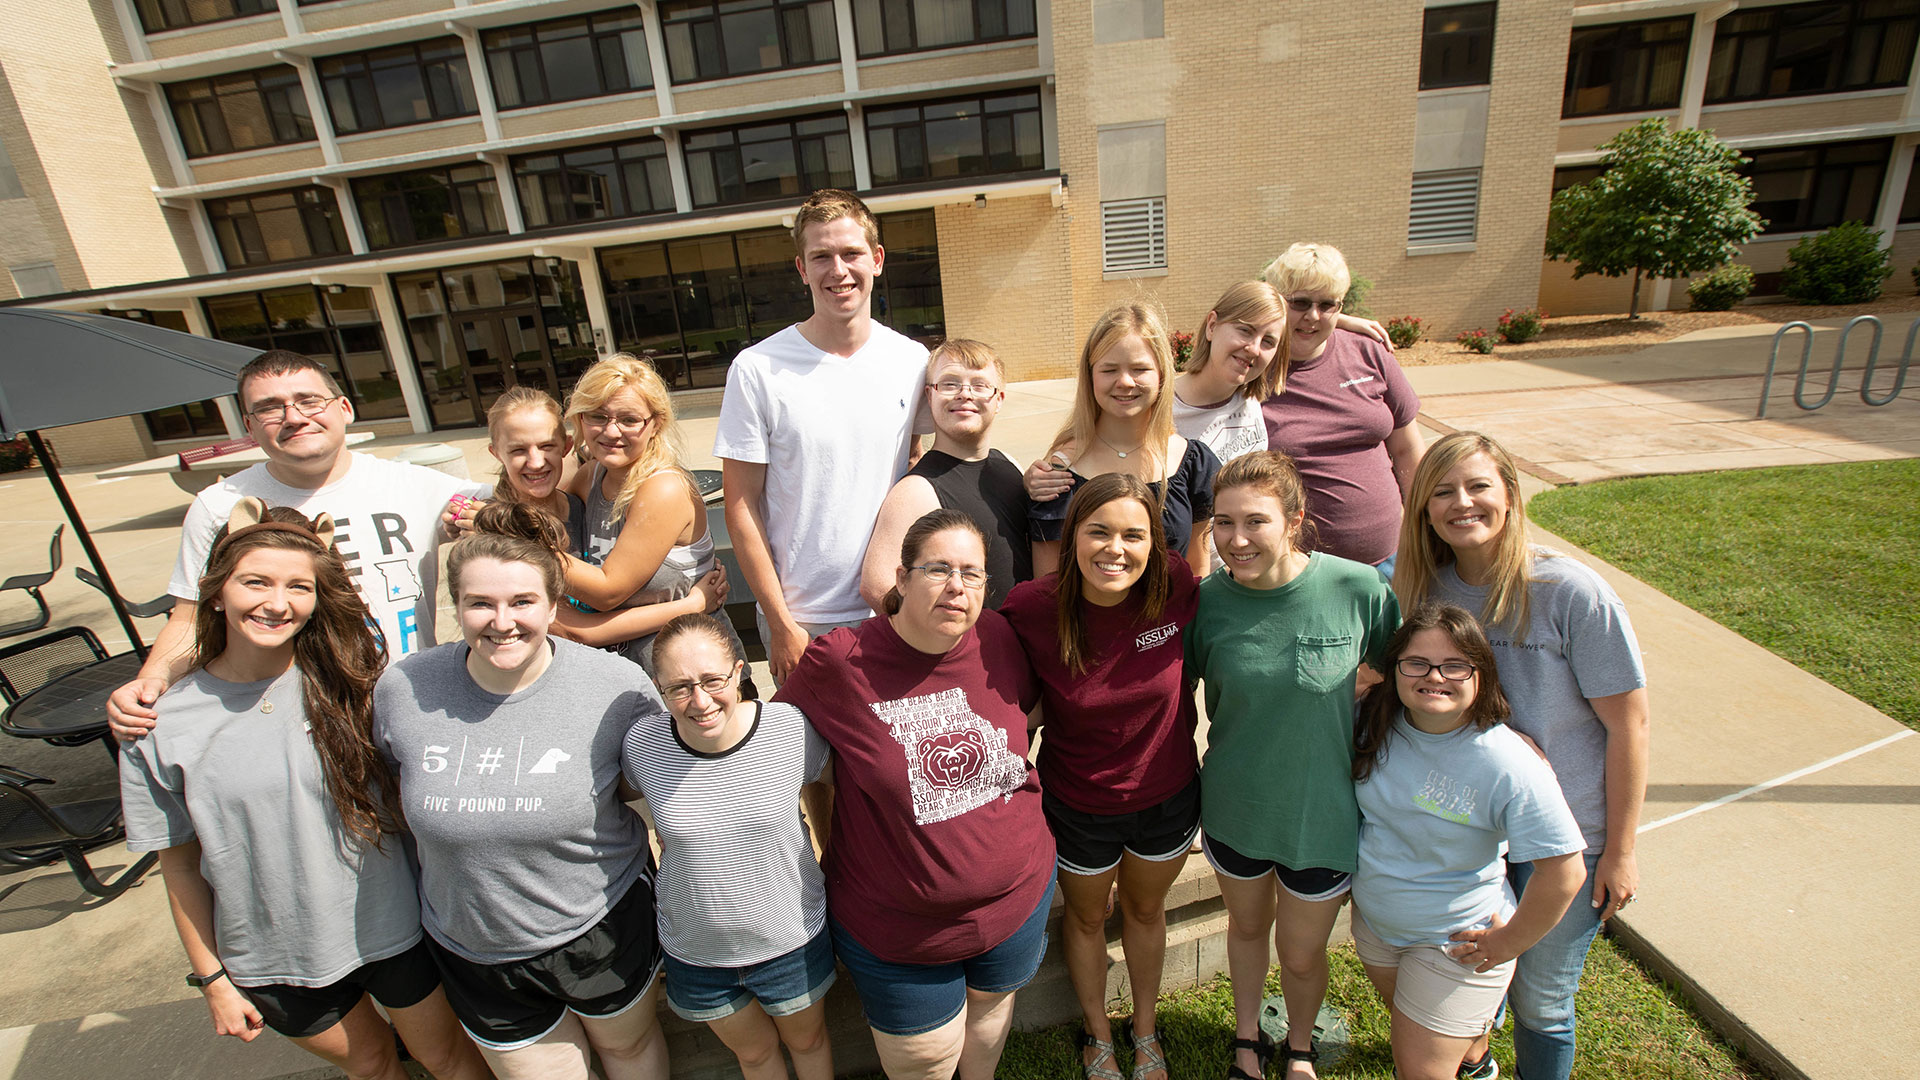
[1098,432,1146,459]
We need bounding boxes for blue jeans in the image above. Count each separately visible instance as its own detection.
[1508,849,1604,1080]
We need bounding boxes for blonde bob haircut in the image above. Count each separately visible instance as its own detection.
[1262,242,1352,304]
[1188,281,1290,402]
[926,337,1007,383]
[1392,430,1544,637]
[564,353,685,519]
[1049,300,1178,478]
[791,188,880,254]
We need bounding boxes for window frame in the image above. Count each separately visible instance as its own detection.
[318,38,479,136]
[1562,16,1693,118]
[511,138,676,228]
[851,0,1040,58]
[482,8,655,110]
[1704,0,1920,105]
[200,285,405,422]
[164,66,315,159]
[1741,137,1893,234]
[204,186,351,269]
[132,0,276,34]
[657,0,840,84]
[681,113,856,209]
[351,164,507,250]
[865,89,1046,187]
[1420,2,1498,91]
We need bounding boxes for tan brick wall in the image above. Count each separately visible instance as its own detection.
[1537,257,1644,316]
[142,14,284,60]
[857,43,1043,90]
[1888,227,1920,287]
[498,96,662,142]
[39,416,153,469]
[1699,94,1905,142]
[300,0,453,34]
[336,120,489,165]
[671,69,846,116]
[1557,115,1665,155]
[933,193,1077,382]
[189,143,329,186]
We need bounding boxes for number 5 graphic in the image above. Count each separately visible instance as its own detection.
[421,744,451,773]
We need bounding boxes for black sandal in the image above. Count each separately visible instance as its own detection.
[1225,1029,1273,1080]
[1277,1039,1320,1076]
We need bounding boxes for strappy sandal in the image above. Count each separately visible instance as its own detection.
[1129,1028,1168,1080]
[1225,1029,1272,1080]
[1079,1027,1124,1080]
[1277,1039,1320,1077]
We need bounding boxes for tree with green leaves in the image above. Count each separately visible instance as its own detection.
[1545,118,1764,318]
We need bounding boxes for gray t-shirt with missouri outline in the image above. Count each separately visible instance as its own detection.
[373,637,663,963]
[119,667,422,987]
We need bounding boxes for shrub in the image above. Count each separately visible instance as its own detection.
[0,437,34,474]
[1911,260,1920,295]
[1496,307,1547,344]
[1781,221,1893,305]
[1386,316,1424,349]
[1688,264,1755,311]
[1341,275,1374,320]
[1456,328,1496,354]
[1169,330,1195,371]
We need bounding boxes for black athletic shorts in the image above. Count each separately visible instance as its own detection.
[1202,832,1352,902]
[238,939,440,1039]
[1044,774,1202,876]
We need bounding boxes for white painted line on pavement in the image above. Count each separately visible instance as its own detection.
[1639,729,1915,835]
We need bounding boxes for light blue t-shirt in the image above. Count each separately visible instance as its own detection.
[1352,715,1585,949]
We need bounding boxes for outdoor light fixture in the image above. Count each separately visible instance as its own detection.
[325,284,345,295]
[974,193,986,209]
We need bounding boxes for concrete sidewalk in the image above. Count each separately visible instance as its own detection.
[2,320,1915,1079]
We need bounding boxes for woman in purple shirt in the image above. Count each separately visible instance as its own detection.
[1261,243,1425,574]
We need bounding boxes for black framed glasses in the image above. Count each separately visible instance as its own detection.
[247,394,340,425]
[1395,659,1477,681]
[659,670,736,703]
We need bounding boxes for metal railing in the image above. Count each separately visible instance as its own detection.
[1759,315,1913,418]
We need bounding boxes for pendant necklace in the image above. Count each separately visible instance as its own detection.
[1098,432,1146,459]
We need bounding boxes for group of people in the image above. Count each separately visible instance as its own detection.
[103,188,1648,1080]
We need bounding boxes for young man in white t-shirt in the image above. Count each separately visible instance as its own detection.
[107,350,488,738]
[713,189,930,682]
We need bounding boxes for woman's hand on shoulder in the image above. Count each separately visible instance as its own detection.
[1025,449,1076,501]
[1337,313,1392,348]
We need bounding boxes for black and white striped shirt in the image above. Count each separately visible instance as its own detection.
[621,701,830,966]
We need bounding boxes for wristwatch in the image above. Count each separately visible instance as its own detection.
[185,968,229,989]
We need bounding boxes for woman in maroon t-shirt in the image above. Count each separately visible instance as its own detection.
[1002,473,1200,1080]
[775,509,1055,1080]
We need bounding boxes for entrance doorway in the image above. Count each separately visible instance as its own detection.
[453,308,559,413]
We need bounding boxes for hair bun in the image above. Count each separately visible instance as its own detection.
[471,500,568,553]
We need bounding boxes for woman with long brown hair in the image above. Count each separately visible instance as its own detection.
[119,500,486,1080]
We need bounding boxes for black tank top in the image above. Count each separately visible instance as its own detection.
[906,449,1033,609]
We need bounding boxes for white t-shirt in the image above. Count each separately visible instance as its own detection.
[712,322,930,623]
[1173,391,1266,464]
[169,452,488,657]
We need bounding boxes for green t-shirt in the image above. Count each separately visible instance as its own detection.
[1186,553,1399,873]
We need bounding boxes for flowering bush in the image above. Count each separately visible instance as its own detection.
[1496,307,1547,344]
[1386,316,1424,349]
[1170,330,1195,371]
[1456,328,1497,354]
[0,437,35,474]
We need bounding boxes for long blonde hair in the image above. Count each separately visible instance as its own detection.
[1049,301,1177,478]
[1392,431,1536,635]
[1189,281,1290,402]
[565,353,685,519]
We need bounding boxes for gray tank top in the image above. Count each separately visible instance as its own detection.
[580,463,725,674]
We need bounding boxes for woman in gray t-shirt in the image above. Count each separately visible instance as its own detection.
[119,500,484,1080]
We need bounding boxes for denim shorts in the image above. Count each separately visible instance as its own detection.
[663,926,837,1022]
[829,880,1054,1036]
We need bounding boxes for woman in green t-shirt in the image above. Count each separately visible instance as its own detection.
[1187,452,1400,1080]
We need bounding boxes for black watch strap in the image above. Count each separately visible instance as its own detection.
[185,968,229,989]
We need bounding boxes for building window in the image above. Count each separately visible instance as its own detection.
[165,67,314,158]
[683,115,855,208]
[8,263,61,298]
[1705,1,1920,104]
[1421,3,1497,89]
[1563,17,1691,117]
[205,187,350,268]
[1098,123,1166,274]
[1551,164,1607,194]
[1899,148,1920,222]
[866,90,1044,186]
[97,310,226,441]
[203,286,405,421]
[853,0,1039,56]
[513,139,674,227]
[659,0,838,83]
[318,39,478,135]
[132,0,275,34]
[1408,169,1481,246]
[1091,0,1161,43]
[484,9,653,109]
[1743,138,1892,234]
[352,165,506,250]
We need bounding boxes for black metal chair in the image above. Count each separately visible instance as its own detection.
[0,763,156,899]
[74,567,175,619]
[0,525,64,640]
[0,626,109,705]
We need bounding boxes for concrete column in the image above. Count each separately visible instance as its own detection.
[449,23,503,143]
[319,178,370,253]
[833,0,860,92]
[1677,4,1731,130]
[274,0,303,38]
[114,0,152,62]
[180,303,245,437]
[280,52,341,165]
[1872,135,1916,250]
[662,128,693,212]
[126,81,193,188]
[571,251,615,356]
[369,281,434,434]
[639,0,676,117]
[184,200,225,273]
[1035,0,1054,70]
[484,154,526,233]
[1040,81,1059,171]
[847,102,872,190]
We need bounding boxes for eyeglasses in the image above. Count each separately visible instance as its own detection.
[1395,659,1477,681]
[1286,297,1342,315]
[929,380,1001,400]
[909,563,990,589]
[247,394,340,425]
[659,670,736,703]
[583,411,654,430]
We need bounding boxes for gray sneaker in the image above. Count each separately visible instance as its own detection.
[1458,1051,1499,1079]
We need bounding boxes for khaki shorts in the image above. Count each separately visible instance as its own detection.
[1350,906,1514,1039]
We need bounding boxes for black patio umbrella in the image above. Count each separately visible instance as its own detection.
[0,309,264,657]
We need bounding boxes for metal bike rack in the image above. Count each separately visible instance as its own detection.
[1757,314,1913,417]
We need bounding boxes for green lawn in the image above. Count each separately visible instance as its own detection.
[858,938,1759,1079]
[1528,459,1920,730]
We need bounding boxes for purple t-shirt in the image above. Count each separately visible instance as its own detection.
[1262,330,1420,565]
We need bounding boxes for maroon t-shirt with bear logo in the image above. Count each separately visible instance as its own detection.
[1000,551,1201,815]
[775,610,1055,964]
